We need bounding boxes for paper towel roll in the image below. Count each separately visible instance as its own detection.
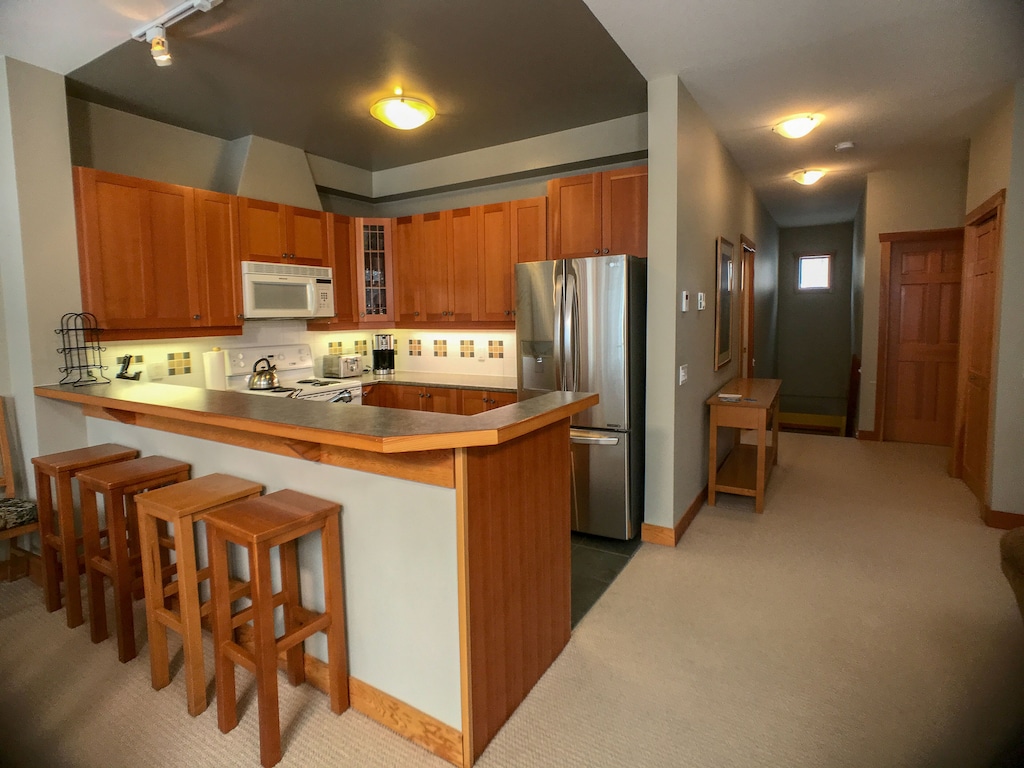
[203,348,229,390]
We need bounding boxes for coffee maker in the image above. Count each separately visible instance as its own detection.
[372,333,395,374]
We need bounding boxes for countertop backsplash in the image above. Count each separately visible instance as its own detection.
[100,321,517,388]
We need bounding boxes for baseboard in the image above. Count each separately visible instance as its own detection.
[641,486,708,547]
[778,412,845,436]
[235,624,463,766]
[984,507,1024,530]
[856,430,880,441]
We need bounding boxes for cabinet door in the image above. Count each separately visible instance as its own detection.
[460,389,489,415]
[419,211,452,323]
[308,213,359,330]
[389,385,427,411]
[238,198,286,262]
[548,173,601,259]
[393,215,421,324]
[450,207,480,323]
[478,203,514,323]
[511,197,548,263]
[193,190,243,328]
[602,166,648,258]
[74,167,199,331]
[488,390,517,408]
[424,386,460,414]
[287,207,329,265]
[356,218,395,324]
[361,383,381,406]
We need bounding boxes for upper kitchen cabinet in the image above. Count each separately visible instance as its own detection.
[478,202,514,323]
[547,165,647,259]
[238,197,329,266]
[511,196,548,264]
[73,167,242,339]
[308,213,360,331]
[355,217,396,326]
[394,211,453,325]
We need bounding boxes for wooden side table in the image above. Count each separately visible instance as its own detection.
[706,378,782,513]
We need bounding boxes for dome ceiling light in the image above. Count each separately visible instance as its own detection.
[791,169,827,185]
[773,114,823,139]
[370,88,436,130]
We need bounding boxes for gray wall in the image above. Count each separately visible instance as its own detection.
[777,222,854,416]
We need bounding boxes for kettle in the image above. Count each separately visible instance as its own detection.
[248,358,280,390]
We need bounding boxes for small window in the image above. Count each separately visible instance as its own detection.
[797,254,831,290]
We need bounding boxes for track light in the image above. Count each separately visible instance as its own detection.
[147,26,172,67]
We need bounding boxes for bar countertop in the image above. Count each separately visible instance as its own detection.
[35,380,596,454]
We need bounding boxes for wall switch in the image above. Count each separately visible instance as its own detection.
[697,292,706,310]
[680,291,689,312]
[678,364,688,384]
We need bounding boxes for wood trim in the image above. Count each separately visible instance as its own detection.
[235,624,464,766]
[740,235,756,378]
[856,430,881,441]
[984,507,1024,530]
[873,239,893,440]
[640,486,708,546]
[321,445,455,488]
[454,448,474,768]
[966,189,1007,226]
[879,228,964,243]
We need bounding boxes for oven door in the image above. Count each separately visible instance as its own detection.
[243,273,317,319]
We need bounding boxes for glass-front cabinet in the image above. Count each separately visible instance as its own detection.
[357,217,395,324]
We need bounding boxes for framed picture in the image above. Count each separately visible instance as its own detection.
[714,237,734,371]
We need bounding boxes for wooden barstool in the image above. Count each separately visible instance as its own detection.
[32,443,139,627]
[206,489,348,768]
[135,473,263,716]
[77,455,191,662]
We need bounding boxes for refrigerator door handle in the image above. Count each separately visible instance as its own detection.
[569,429,620,446]
[553,270,564,390]
[564,271,578,391]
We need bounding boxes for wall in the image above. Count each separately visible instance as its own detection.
[0,57,87,488]
[776,223,854,416]
[857,149,969,432]
[644,75,779,530]
[965,87,1015,213]
[988,81,1024,515]
[851,192,866,360]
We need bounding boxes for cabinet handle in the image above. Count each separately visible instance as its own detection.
[414,311,420,317]
[425,393,432,398]
[603,248,609,254]
[418,393,424,398]
[193,314,200,320]
[504,310,510,316]
[237,314,244,319]
[593,249,600,254]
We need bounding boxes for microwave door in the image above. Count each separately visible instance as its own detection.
[245,276,316,318]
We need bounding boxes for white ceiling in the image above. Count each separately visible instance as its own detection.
[2,0,1023,227]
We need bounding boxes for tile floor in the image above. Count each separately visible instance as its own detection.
[570,532,642,627]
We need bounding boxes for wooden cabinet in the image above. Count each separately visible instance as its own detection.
[459,389,517,415]
[394,211,453,324]
[238,197,329,266]
[478,203,514,323]
[511,197,548,264]
[547,166,647,259]
[307,213,360,331]
[360,382,383,406]
[371,383,460,413]
[355,218,396,325]
[73,167,241,340]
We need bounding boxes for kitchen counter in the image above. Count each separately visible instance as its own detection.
[354,371,517,392]
[35,379,594,768]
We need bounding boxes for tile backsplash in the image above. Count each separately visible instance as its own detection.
[101,320,517,388]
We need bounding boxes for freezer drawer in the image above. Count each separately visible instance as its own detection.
[569,427,638,540]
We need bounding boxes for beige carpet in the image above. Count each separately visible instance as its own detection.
[2,432,1022,767]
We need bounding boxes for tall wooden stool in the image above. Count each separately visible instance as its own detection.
[77,455,191,662]
[135,473,263,716]
[32,443,139,628]
[206,489,347,768]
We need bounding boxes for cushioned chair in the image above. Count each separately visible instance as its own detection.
[1000,527,1024,624]
[0,397,39,577]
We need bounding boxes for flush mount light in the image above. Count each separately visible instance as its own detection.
[370,88,436,130]
[773,114,823,139]
[147,26,172,67]
[791,169,827,185]
[834,141,856,152]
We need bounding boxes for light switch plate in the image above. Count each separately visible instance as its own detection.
[698,292,706,310]
[680,291,689,312]
[679,364,688,384]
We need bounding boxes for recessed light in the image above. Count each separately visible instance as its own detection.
[791,169,826,185]
[772,114,823,139]
[834,141,856,152]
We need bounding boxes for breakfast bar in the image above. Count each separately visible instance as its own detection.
[35,381,598,767]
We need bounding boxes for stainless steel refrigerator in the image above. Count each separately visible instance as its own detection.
[515,254,646,539]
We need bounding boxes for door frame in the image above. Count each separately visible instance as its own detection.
[950,189,1006,505]
[871,227,965,440]
[739,235,756,378]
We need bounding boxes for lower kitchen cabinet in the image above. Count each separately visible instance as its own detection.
[460,389,517,414]
[370,384,515,415]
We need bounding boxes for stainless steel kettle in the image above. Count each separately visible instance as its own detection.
[248,358,279,390]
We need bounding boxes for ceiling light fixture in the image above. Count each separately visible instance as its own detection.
[147,26,172,67]
[834,141,856,152]
[132,0,224,66]
[791,169,827,185]
[773,114,823,139]
[370,88,436,130]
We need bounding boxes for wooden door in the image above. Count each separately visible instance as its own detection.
[882,232,963,445]
[956,202,1002,502]
[193,190,242,329]
[602,166,648,257]
[450,207,480,323]
[547,173,601,259]
[419,211,452,323]
[238,198,285,262]
[424,386,460,414]
[393,215,421,324]
[478,202,514,323]
[511,197,547,263]
[287,207,329,265]
[390,385,427,411]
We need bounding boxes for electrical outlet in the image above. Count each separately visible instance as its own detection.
[697,292,706,311]
[146,362,165,381]
[678,364,688,384]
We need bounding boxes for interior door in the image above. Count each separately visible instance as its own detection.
[740,238,756,378]
[883,233,963,445]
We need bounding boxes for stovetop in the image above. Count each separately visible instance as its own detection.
[222,344,361,401]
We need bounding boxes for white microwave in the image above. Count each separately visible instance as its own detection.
[241,261,335,319]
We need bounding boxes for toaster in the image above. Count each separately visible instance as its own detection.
[323,354,362,378]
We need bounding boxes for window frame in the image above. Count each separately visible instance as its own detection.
[795,252,834,292]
